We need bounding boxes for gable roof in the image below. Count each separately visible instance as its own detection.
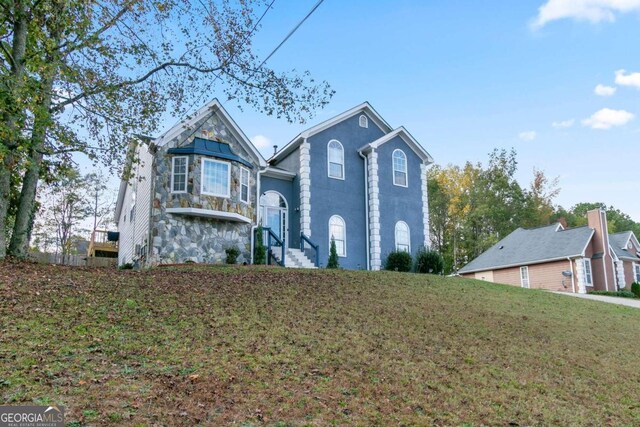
[358,126,434,164]
[269,102,393,163]
[155,98,266,167]
[609,231,640,261]
[458,224,595,274]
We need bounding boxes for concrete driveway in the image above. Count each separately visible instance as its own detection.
[553,292,640,309]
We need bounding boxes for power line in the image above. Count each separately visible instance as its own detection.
[257,0,326,69]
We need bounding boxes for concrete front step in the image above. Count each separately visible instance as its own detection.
[271,247,317,269]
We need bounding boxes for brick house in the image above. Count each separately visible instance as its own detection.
[458,209,640,293]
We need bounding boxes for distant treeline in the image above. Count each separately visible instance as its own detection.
[428,149,640,274]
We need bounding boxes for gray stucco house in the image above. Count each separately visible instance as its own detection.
[115,99,433,270]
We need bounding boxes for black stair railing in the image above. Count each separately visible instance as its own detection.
[263,227,285,267]
[300,232,320,267]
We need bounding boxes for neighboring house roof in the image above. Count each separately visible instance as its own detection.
[358,126,434,164]
[167,137,254,168]
[609,231,640,262]
[269,102,393,163]
[458,224,595,274]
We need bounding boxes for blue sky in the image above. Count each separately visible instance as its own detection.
[107,1,640,221]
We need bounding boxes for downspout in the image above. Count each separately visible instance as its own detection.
[250,166,265,265]
[358,150,370,271]
[567,257,576,294]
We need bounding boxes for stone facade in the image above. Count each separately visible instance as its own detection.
[149,110,259,265]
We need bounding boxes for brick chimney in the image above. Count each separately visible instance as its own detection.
[586,209,616,291]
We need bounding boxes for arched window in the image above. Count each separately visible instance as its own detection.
[359,115,368,128]
[395,221,410,252]
[327,140,344,179]
[329,215,346,257]
[392,149,407,187]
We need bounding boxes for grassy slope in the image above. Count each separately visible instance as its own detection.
[1,262,639,426]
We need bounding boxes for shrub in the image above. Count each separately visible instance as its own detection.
[384,250,413,272]
[254,225,266,265]
[119,262,134,270]
[632,282,640,298]
[327,238,339,269]
[225,247,240,264]
[590,290,637,299]
[415,248,444,274]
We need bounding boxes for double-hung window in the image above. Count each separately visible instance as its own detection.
[520,266,530,288]
[240,167,250,203]
[201,158,230,197]
[329,215,346,257]
[393,149,407,187]
[327,140,344,179]
[395,221,410,252]
[584,259,593,286]
[171,157,188,193]
[634,263,640,282]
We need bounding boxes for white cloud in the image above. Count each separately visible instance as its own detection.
[615,69,640,88]
[582,108,635,129]
[250,134,272,149]
[594,84,617,96]
[552,118,575,128]
[531,0,640,29]
[518,130,537,141]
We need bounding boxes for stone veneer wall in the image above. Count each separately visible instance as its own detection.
[149,111,258,265]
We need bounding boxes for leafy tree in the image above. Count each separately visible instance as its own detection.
[1,0,334,259]
[35,167,93,264]
[327,237,339,269]
[254,225,266,265]
[428,149,561,274]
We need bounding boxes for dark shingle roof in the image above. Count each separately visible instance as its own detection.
[458,224,594,274]
[609,231,640,261]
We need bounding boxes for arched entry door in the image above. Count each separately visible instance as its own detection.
[260,191,288,247]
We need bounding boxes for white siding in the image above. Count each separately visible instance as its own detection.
[118,143,153,265]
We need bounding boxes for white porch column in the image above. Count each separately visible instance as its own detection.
[420,163,430,249]
[299,140,312,236]
[367,150,381,270]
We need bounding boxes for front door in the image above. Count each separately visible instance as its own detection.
[260,191,288,248]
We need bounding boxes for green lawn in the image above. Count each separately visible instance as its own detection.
[1,261,640,426]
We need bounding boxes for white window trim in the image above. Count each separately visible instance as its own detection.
[584,258,593,286]
[240,166,250,204]
[327,139,345,181]
[359,114,368,128]
[395,221,411,253]
[201,158,231,198]
[392,149,408,188]
[329,215,346,257]
[520,266,530,288]
[634,262,640,282]
[170,156,188,194]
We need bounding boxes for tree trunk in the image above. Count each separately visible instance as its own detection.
[9,3,62,258]
[0,0,28,259]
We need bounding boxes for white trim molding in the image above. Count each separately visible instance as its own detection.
[299,140,312,236]
[367,149,381,270]
[420,163,430,248]
[166,207,251,223]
